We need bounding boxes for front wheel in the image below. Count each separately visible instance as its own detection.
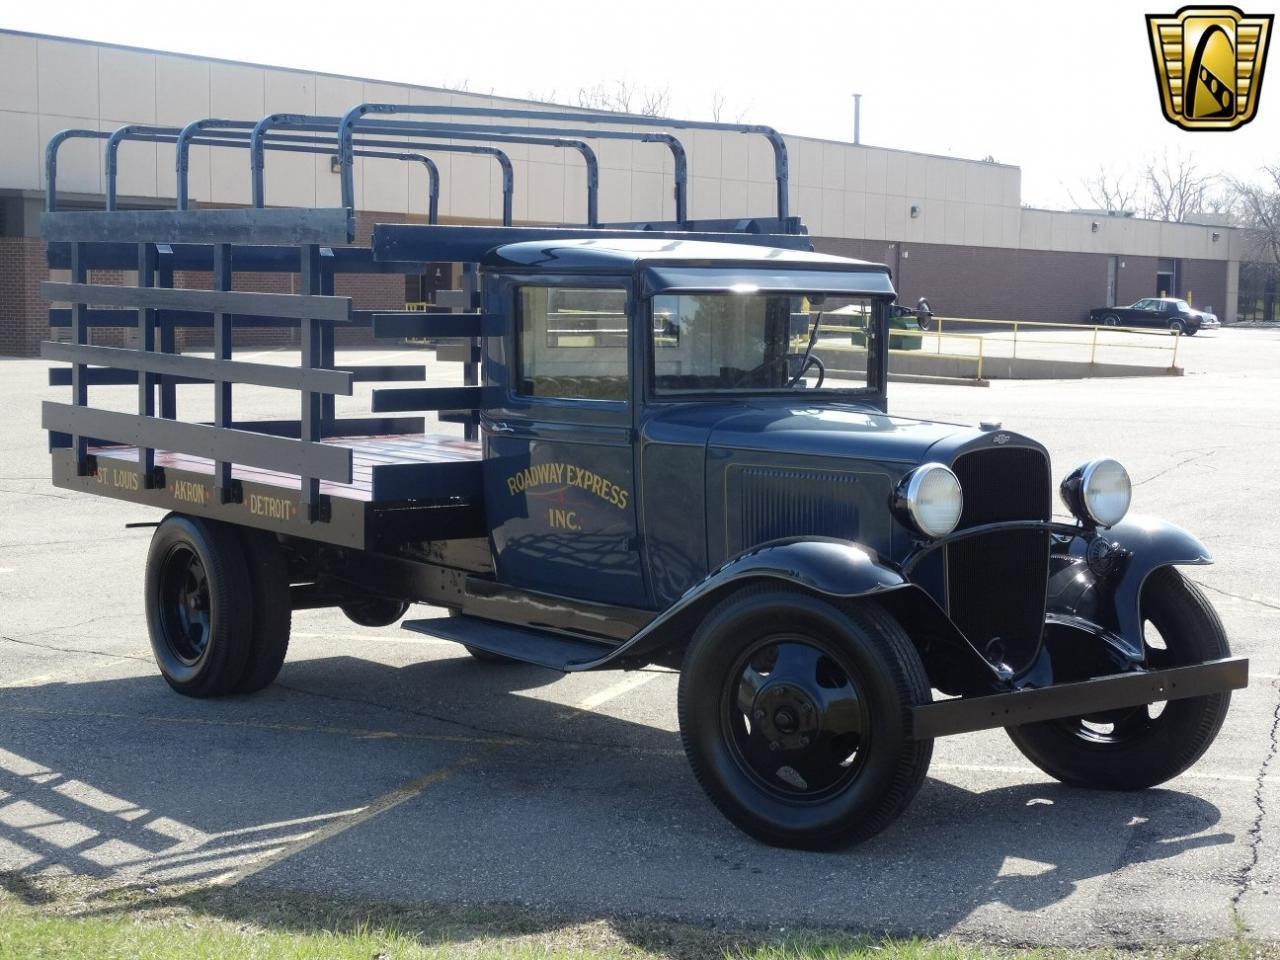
[1007,567,1231,790]
[1169,318,1186,334]
[677,587,933,850]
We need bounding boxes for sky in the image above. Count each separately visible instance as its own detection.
[3,0,1277,209]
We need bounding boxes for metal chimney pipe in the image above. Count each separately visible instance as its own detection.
[853,93,862,145]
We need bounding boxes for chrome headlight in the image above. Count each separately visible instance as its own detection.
[894,463,963,539]
[1060,457,1132,528]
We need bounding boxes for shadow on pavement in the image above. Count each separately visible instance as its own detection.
[0,650,1234,941]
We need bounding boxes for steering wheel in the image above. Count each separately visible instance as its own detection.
[731,352,826,389]
[793,353,825,388]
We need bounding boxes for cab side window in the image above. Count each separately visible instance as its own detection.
[516,286,630,401]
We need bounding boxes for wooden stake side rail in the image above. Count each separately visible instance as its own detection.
[41,208,355,245]
[42,216,491,531]
[47,241,422,275]
[42,402,355,484]
[42,341,355,395]
[42,282,353,324]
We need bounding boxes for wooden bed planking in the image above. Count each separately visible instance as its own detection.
[90,434,482,503]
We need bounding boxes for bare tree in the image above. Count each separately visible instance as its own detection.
[1066,164,1140,214]
[1142,151,1215,222]
[575,80,671,117]
[710,91,727,123]
[635,84,672,117]
[1231,165,1280,265]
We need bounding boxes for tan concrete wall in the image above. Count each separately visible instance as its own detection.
[0,30,1241,264]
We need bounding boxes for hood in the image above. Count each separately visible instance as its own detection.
[701,402,974,465]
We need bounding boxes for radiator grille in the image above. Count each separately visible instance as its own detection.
[952,446,1052,527]
[946,446,1052,658]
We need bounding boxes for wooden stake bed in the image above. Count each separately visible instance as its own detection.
[50,433,485,551]
[89,433,481,503]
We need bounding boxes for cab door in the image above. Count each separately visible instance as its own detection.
[481,276,649,608]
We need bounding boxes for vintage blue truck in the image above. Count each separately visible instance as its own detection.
[39,105,1246,849]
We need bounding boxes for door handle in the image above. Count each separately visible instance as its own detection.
[485,420,515,434]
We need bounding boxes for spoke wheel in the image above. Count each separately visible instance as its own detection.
[678,586,932,850]
[724,636,870,800]
[1061,619,1174,745]
[145,515,253,698]
[1008,567,1232,789]
[157,545,213,665]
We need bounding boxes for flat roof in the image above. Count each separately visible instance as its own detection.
[0,27,1019,174]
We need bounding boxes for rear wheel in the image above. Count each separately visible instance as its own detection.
[1102,313,1121,327]
[1007,567,1231,789]
[145,515,253,698]
[233,527,291,693]
[677,586,932,850]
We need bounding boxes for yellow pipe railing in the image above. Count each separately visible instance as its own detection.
[815,313,1181,382]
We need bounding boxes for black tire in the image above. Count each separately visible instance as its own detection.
[1007,567,1231,790]
[340,597,410,628]
[144,515,253,698]
[677,586,933,850]
[1185,327,1198,336]
[1169,318,1186,334]
[233,528,291,693]
[1102,314,1121,327]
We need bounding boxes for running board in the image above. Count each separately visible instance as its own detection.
[402,615,617,671]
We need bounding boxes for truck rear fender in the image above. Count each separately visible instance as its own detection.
[572,537,1000,690]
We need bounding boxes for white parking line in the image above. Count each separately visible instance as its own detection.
[0,568,15,574]
[932,761,1274,784]
[290,631,452,646]
[560,670,668,720]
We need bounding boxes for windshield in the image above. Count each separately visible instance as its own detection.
[651,292,878,395]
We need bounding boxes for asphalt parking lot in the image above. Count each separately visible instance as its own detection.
[2,327,1279,946]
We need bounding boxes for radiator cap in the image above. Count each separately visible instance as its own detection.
[979,419,1003,431]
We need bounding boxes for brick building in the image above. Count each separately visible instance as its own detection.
[0,28,1248,357]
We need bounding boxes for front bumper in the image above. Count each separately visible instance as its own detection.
[911,656,1247,738]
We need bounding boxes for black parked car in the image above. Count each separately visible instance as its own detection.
[1088,298,1207,335]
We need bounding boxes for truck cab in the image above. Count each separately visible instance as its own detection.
[479,239,895,610]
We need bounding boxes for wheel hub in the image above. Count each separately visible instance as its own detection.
[752,681,820,750]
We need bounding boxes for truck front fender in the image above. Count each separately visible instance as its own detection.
[567,538,905,670]
[1106,514,1213,652]
[1051,514,1213,659]
[568,537,998,693]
